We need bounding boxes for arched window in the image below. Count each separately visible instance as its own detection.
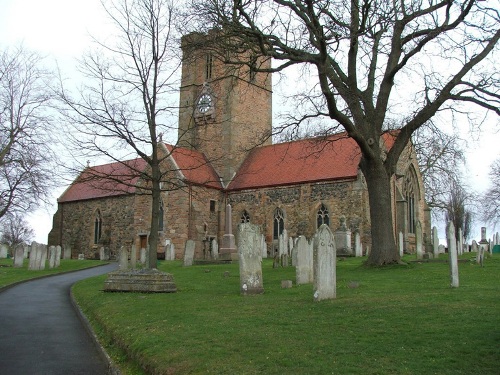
[158,199,164,231]
[317,203,330,228]
[273,208,285,240]
[404,167,419,234]
[94,210,102,244]
[241,210,250,223]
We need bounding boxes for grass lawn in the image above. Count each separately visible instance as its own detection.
[0,258,107,288]
[73,254,500,375]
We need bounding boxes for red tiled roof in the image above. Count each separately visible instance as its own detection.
[164,144,222,189]
[59,158,147,203]
[228,133,363,191]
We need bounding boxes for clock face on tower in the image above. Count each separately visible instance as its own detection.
[196,93,213,114]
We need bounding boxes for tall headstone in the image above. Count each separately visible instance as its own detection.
[28,243,38,270]
[432,227,439,258]
[415,221,423,260]
[458,228,464,256]
[140,248,147,264]
[0,244,8,258]
[100,247,109,261]
[354,231,362,257]
[446,222,459,288]
[13,245,24,268]
[219,204,237,260]
[261,235,267,259]
[39,244,47,270]
[478,227,489,264]
[313,224,337,301]
[289,237,294,257]
[398,231,404,257]
[55,246,61,267]
[130,244,137,269]
[296,236,313,285]
[471,240,478,253]
[63,244,72,259]
[211,238,218,260]
[49,246,57,269]
[334,216,352,256]
[238,223,264,295]
[119,246,129,270]
[183,240,195,266]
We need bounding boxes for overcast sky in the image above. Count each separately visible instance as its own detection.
[1,0,498,243]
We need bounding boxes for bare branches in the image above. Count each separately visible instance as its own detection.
[0,46,56,219]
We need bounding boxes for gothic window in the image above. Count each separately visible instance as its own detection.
[404,167,419,234]
[205,53,213,81]
[241,210,250,223]
[159,199,164,231]
[317,203,330,228]
[210,200,216,213]
[94,210,102,244]
[273,208,285,240]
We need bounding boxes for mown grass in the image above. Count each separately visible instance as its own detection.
[0,258,106,288]
[73,254,500,375]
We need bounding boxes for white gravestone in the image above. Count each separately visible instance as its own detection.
[14,246,24,268]
[55,246,61,267]
[183,240,195,266]
[211,239,218,260]
[296,235,314,285]
[49,246,56,269]
[446,222,459,288]
[63,245,72,259]
[0,244,8,258]
[416,221,423,260]
[314,224,337,301]
[238,223,264,295]
[119,246,129,270]
[432,227,439,258]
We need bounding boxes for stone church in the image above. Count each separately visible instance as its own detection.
[48,32,430,260]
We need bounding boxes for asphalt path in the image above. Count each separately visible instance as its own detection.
[0,263,118,375]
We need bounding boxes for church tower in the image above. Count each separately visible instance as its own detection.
[178,31,272,186]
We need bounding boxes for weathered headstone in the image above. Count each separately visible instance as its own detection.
[78,253,85,260]
[313,224,337,301]
[100,247,109,261]
[334,216,352,256]
[296,235,313,285]
[355,231,362,257]
[446,222,459,288]
[63,244,72,259]
[130,244,137,269]
[140,248,147,264]
[49,246,57,269]
[119,246,129,270]
[0,244,8,258]
[438,244,445,254]
[211,239,218,260]
[415,221,423,260]
[13,245,24,268]
[471,240,478,253]
[261,235,267,259]
[183,240,195,266]
[478,227,489,264]
[432,226,439,258]
[238,223,264,295]
[289,237,294,257]
[219,204,237,260]
[55,246,61,267]
[458,228,464,256]
[39,244,47,270]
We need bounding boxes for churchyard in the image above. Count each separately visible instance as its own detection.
[73,251,499,375]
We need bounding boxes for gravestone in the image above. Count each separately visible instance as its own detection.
[49,246,56,269]
[314,224,337,301]
[130,245,137,269]
[39,244,47,270]
[0,244,8,258]
[289,237,294,257]
[63,244,72,259]
[280,253,289,267]
[446,222,459,288]
[168,243,176,260]
[438,244,445,254]
[354,231,362,257]
[183,240,195,266]
[100,247,109,261]
[399,231,404,257]
[78,253,85,260]
[261,235,267,259]
[432,226,439,258]
[458,228,464,256]
[415,221,423,259]
[23,244,29,259]
[471,240,478,253]
[140,248,147,265]
[238,223,264,295]
[478,226,489,264]
[334,216,352,256]
[296,235,313,285]
[13,245,24,268]
[211,239,218,260]
[119,246,129,270]
[219,204,237,260]
[28,243,37,270]
[496,232,499,246]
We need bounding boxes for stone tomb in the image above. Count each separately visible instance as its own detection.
[103,268,177,293]
[238,223,264,295]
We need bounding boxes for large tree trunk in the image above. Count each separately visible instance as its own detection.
[361,157,400,265]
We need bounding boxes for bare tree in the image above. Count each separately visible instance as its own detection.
[0,214,34,250]
[0,46,55,219]
[445,180,473,241]
[57,0,185,269]
[481,158,500,227]
[189,0,500,265]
